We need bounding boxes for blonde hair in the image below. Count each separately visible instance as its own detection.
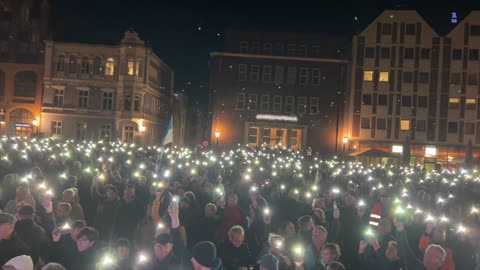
[228,225,244,237]
[267,233,285,247]
[205,203,217,212]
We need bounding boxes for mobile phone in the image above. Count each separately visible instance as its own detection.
[170,195,180,212]
[333,200,337,209]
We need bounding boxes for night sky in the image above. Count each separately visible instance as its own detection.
[51,0,479,109]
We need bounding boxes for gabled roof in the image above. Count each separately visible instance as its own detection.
[445,10,480,37]
[358,10,439,37]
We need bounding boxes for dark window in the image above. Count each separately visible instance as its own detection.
[365,47,375,58]
[380,48,390,58]
[469,49,479,61]
[465,123,475,135]
[448,122,458,133]
[468,74,478,85]
[378,95,388,106]
[124,95,131,111]
[93,57,102,75]
[382,24,392,35]
[377,118,386,130]
[416,120,426,132]
[466,99,476,110]
[405,24,416,35]
[14,71,36,98]
[421,48,430,59]
[404,48,414,59]
[362,94,372,105]
[452,49,462,60]
[361,118,371,129]
[470,25,480,36]
[403,72,413,83]
[263,43,272,55]
[451,73,461,85]
[418,96,428,108]
[419,72,429,84]
[402,96,412,107]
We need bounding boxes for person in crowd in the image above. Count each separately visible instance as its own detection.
[0,212,31,266]
[41,263,65,270]
[326,261,345,270]
[2,255,34,270]
[192,203,224,244]
[91,178,121,241]
[112,183,144,240]
[111,238,133,270]
[259,254,279,270]
[191,241,223,270]
[14,205,49,265]
[54,202,72,226]
[418,223,455,270]
[49,220,86,267]
[3,185,36,215]
[297,215,315,245]
[257,233,293,270]
[61,188,85,222]
[70,226,99,270]
[218,225,255,270]
[216,193,243,242]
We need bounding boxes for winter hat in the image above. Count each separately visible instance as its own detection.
[153,233,173,245]
[260,254,279,270]
[3,255,34,270]
[192,241,217,267]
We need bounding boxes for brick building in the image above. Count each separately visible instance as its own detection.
[40,30,174,144]
[0,0,49,137]
[344,10,480,167]
[209,30,349,155]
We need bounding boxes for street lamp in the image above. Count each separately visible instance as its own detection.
[32,119,39,134]
[342,136,349,154]
[215,130,220,145]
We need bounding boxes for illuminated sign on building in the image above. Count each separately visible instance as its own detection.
[256,114,298,122]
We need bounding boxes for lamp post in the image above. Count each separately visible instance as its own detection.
[342,136,349,155]
[215,130,220,145]
[32,119,38,135]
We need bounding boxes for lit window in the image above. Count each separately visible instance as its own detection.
[449,97,460,109]
[425,146,437,157]
[379,71,389,82]
[466,98,476,110]
[127,59,134,75]
[400,120,410,131]
[105,58,115,76]
[392,145,403,153]
[363,71,373,81]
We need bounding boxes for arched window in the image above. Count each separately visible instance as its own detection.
[136,59,143,77]
[0,70,4,96]
[68,55,77,74]
[9,109,34,124]
[14,71,36,98]
[134,96,141,112]
[105,58,115,76]
[80,57,90,74]
[93,57,102,75]
[56,55,65,72]
[127,58,134,76]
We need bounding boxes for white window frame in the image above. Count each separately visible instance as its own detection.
[310,97,319,113]
[297,96,306,114]
[311,68,321,86]
[235,93,246,110]
[54,89,64,107]
[51,121,63,135]
[248,94,257,111]
[250,65,260,81]
[273,95,282,112]
[274,66,284,84]
[262,65,272,82]
[261,95,270,112]
[287,67,296,84]
[285,96,294,114]
[103,92,113,111]
[78,90,89,109]
[238,64,247,81]
[299,68,308,86]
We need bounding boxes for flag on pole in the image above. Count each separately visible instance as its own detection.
[162,117,173,146]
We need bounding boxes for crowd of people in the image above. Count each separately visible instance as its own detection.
[0,137,479,270]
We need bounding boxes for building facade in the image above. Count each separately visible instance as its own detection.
[172,92,189,147]
[0,0,49,137]
[41,30,174,145]
[209,30,349,154]
[345,10,480,167]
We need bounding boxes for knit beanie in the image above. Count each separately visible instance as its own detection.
[192,241,216,267]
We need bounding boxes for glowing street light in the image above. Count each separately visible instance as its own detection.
[215,130,220,145]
